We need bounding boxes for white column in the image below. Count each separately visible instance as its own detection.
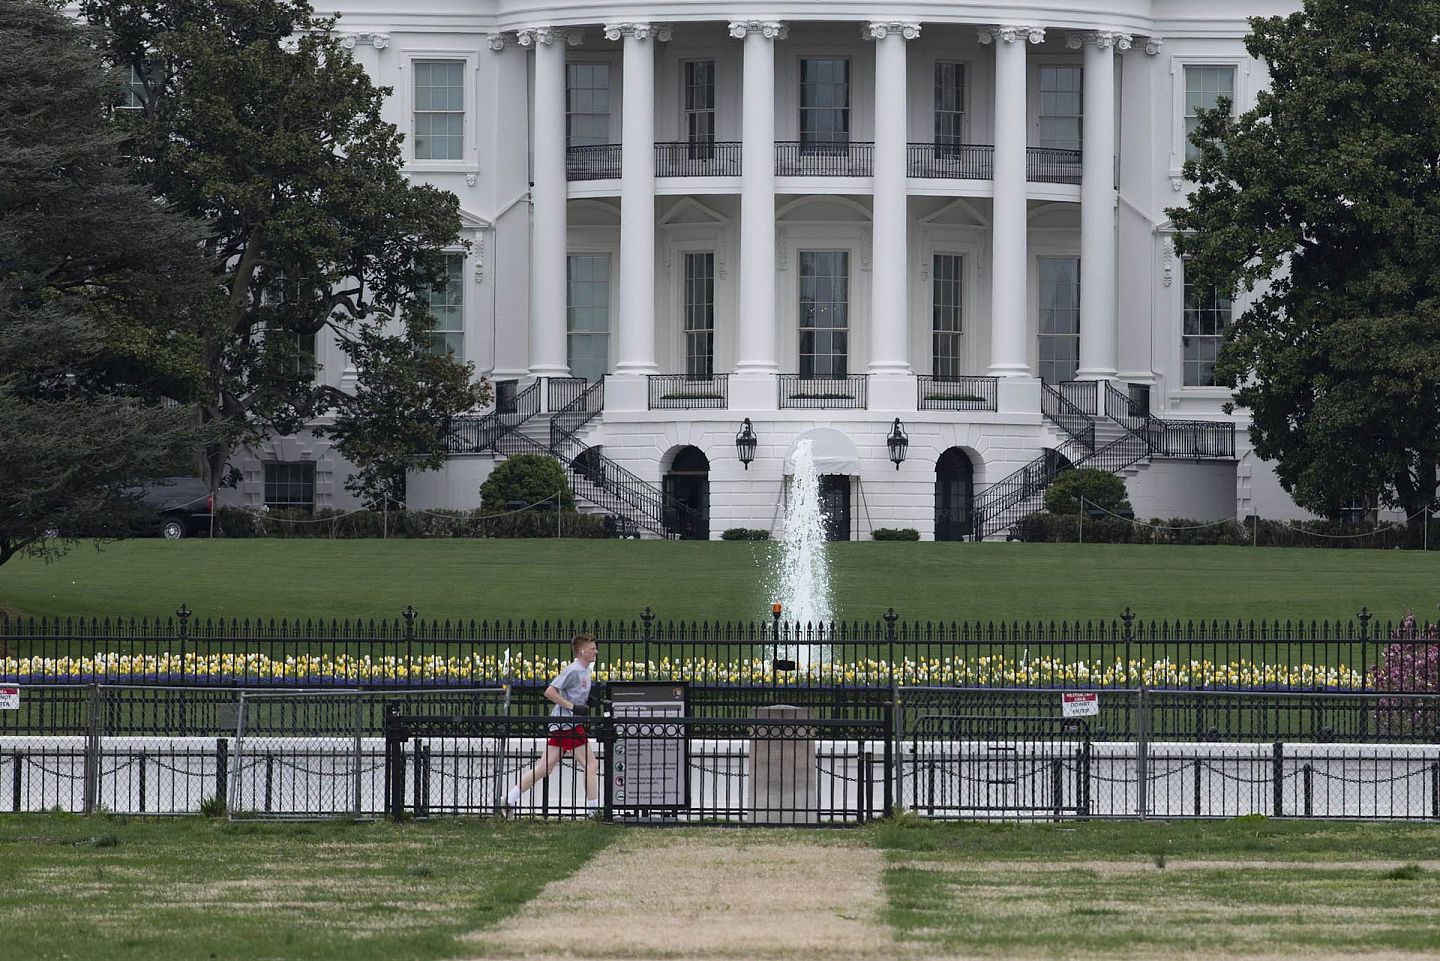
[731,20,785,377]
[608,22,665,376]
[519,27,573,377]
[980,25,1043,377]
[1071,31,1129,381]
[867,22,920,379]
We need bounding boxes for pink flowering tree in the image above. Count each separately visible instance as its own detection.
[1371,610,1440,736]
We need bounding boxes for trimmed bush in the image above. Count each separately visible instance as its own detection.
[872,528,920,541]
[214,506,605,538]
[479,454,575,512]
[721,528,770,541]
[1044,468,1132,516]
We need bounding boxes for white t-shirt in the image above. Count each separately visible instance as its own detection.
[549,658,593,720]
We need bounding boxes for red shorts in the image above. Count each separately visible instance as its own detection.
[547,724,588,752]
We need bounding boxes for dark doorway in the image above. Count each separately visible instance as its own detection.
[662,446,710,539]
[818,474,851,541]
[935,448,975,541]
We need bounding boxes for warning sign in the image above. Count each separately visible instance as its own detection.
[0,687,19,710]
[1061,692,1098,718]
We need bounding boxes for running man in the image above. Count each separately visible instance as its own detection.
[506,633,600,814]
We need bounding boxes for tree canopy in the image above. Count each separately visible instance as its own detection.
[0,0,213,568]
[1170,0,1440,526]
[82,0,484,497]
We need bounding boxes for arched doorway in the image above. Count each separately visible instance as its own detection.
[663,446,710,539]
[783,428,859,542]
[935,448,976,541]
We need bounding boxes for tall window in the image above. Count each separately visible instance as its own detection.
[264,462,316,512]
[683,252,715,379]
[261,271,317,374]
[413,60,464,161]
[1037,256,1080,385]
[798,251,849,377]
[934,62,965,149]
[1185,66,1235,161]
[1183,258,1231,386]
[799,58,850,151]
[932,254,964,378]
[567,63,611,147]
[567,254,610,382]
[1038,65,1083,152]
[117,63,146,112]
[423,254,465,356]
[684,61,716,146]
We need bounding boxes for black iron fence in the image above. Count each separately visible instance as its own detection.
[655,142,743,177]
[775,142,874,176]
[546,376,588,412]
[647,374,729,410]
[566,145,622,181]
[3,607,1437,696]
[917,374,999,411]
[7,684,1440,823]
[778,373,869,409]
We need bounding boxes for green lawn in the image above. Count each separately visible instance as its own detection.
[5,814,1439,961]
[0,815,613,961]
[2,539,1438,624]
[873,818,1440,958]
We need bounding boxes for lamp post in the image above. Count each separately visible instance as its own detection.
[735,417,758,469]
[886,418,909,469]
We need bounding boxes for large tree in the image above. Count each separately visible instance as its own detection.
[0,0,213,570]
[1171,0,1440,530]
[83,0,483,494]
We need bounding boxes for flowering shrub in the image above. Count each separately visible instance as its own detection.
[1371,610,1440,735]
[0,650,1368,690]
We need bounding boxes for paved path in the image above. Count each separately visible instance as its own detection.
[464,832,897,960]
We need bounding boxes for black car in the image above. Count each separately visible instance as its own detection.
[136,477,215,539]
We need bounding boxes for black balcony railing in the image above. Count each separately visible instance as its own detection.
[546,376,588,412]
[648,374,729,410]
[566,144,622,181]
[775,142,874,177]
[1027,147,1083,185]
[655,142,742,177]
[778,373,868,409]
[917,375,999,411]
[907,143,995,179]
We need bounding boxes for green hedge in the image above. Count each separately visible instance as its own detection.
[1013,512,1432,549]
[216,507,606,538]
[721,528,770,541]
[872,528,920,541]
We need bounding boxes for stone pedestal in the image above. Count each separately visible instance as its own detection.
[748,704,816,824]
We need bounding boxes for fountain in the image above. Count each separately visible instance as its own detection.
[771,438,833,643]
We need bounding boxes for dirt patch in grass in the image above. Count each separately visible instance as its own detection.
[464,832,896,960]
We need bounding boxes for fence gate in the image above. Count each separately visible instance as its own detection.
[898,691,1088,818]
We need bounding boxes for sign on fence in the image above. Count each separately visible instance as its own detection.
[608,682,688,813]
[0,686,18,710]
[1061,692,1098,718]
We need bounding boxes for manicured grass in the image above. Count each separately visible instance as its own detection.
[3,539,1439,624]
[0,814,613,961]
[873,817,1440,958]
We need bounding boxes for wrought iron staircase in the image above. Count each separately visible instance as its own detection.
[969,380,1236,541]
[445,378,704,539]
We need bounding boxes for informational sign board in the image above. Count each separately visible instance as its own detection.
[608,682,688,812]
[1061,692,1099,718]
[0,686,19,710]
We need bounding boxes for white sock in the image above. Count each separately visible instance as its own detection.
[586,799,600,810]
[506,787,520,805]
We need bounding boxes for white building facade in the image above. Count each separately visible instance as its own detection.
[236,0,1309,539]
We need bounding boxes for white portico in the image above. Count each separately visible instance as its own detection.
[230,1,1309,537]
